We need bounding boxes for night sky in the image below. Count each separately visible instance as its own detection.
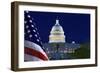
[27,11,90,44]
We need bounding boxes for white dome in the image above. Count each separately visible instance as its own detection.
[51,24,64,33]
[49,19,65,43]
[50,20,64,35]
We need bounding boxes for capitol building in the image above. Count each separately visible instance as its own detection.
[43,19,80,60]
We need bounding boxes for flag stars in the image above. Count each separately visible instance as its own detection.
[27,30,30,33]
[37,39,40,42]
[26,25,29,29]
[24,12,43,48]
[27,15,31,18]
[29,34,32,38]
[35,34,37,37]
[31,25,34,27]
[29,20,32,23]
[33,30,36,32]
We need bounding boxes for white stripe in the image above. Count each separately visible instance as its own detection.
[24,54,43,61]
[24,40,48,59]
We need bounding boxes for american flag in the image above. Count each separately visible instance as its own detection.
[24,11,48,61]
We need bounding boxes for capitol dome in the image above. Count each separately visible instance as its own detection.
[49,19,65,43]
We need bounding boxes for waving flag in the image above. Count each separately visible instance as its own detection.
[24,11,48,61]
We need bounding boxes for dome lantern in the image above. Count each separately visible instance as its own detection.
[55,19,60,25]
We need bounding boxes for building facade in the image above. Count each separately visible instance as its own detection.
[43,19,80,60]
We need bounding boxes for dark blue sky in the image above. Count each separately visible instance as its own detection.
[28,11,90,44]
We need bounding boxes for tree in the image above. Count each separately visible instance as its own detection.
[69,43,90,59]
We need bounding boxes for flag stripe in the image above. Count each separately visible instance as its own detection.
[25,47,48,60]
[24,54,43,61]
[24,40,48,58]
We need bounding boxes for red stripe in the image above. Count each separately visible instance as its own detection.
[25,47,48,61]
